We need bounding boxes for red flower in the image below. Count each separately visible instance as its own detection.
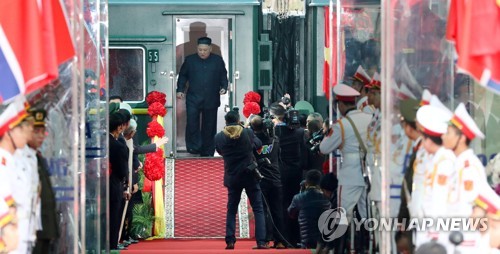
[243,91,261,104]
[146,121,165,138]
[148,102,167,117]
[243,102,261,118]
[146,91,167,106]
[144,150,165,181]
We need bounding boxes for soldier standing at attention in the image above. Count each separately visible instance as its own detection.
[414,98,455,250]
[442,102,488,253]
[29,109,59,254]
[319,84,373,253]
[0,96,32,253]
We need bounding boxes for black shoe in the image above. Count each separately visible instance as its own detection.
[252,244,270,249]
[225,243,235,249]
[128,237,139,244]
[187,149,200,154]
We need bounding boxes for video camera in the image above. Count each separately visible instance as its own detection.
[261,107,275,137]
[308,130,325,153]
[247,161,264,181]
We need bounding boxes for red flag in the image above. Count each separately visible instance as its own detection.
[0,0,75,101]
[323,6,346,99]
[446,0,500,94]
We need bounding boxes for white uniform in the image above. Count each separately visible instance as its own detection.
[446,149,487,252]
[320,109,372,221]
[415,147,455,249]
[366,108,381,203]
[389,130,413,218]
[408,138,431,220]
[0,148,16,253]
[9,146,39,253]
[475,183,500,252]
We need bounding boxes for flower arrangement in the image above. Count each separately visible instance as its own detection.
[243,91,261,104]
[144,150,165,181]
[243,102,261,118]
[242,91,261,118]
[146,91,167,106]
[148,102,167,117]
[144,91,167,181]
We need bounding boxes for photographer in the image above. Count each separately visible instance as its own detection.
[249,116,286,249]
[305,119,326,172]
[269,102,306,247]
[214,110,268,249]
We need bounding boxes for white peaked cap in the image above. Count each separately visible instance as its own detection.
[398,83,417,100]
[429,95,452,115]
[334,84,360,102]
[450,103,485,140]
[416,105,452,137]
[421,89,432,105]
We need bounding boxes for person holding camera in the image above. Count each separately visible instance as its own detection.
[305,119,326,172]
[269,102,306,247]
[214,110,268,250]
[319,84,373,253]
[249,115,287,249]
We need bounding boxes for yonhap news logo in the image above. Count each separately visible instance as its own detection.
[318,207,489,242]
[318,207,349,242]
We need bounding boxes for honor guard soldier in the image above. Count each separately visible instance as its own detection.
[350,66,374,114]
[0,96,32,253]
[442,102,488,253]
[319,84,372,253]
[365,72,382,210]
[9,101,39,254]
[415,100,455,250]
[473,184,500,253]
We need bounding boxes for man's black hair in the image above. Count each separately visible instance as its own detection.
[117,109,131,122]
[299,113,307,128]
[109,95,123,102]
[307,119,322,134]
[250,115,264,132]
[269,102,286,117]
[109,112,125,132]
[403,119,417,130]
[423,133,443,146]
[320,173,338,192]
[225,110,240,124]
[305,170,322,186]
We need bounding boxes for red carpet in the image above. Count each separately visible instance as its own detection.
[121,239,313,254]
[174,158,248,237]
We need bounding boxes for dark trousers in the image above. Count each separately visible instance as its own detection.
[32,238,50,254]
[185,101,217,156]
[225,181,266,245]
[110,198,122,250]
[260,181,285,244]
[120,199,135,241]
[281,172,302,247]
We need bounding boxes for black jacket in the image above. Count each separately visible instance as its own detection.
[288,188,331,248]
[215,125,262,188]
[275,125,306,176]
[109,134,129,203]
[177,53,229,109]
[36,153,59,239]
[253,132,281,185]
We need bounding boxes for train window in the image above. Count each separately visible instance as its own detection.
[108,47,146,103]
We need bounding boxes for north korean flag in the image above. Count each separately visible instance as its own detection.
[0,0,75,104]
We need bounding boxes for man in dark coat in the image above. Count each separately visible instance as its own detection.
[177,36,228,157]
[29,109,59,254]
[396,98,422,253]
[288,170,331,249]
[215,110,267,249]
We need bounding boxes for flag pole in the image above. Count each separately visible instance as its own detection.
[328,0,334,173]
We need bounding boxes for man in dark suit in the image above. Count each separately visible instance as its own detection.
[29,109,59,254]
[177,36,228,157]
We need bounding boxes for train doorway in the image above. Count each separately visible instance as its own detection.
[174,18,233,157]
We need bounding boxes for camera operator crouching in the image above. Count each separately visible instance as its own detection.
[248,115,287,249]
[268,100,307,248]
[215,109,268,250]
